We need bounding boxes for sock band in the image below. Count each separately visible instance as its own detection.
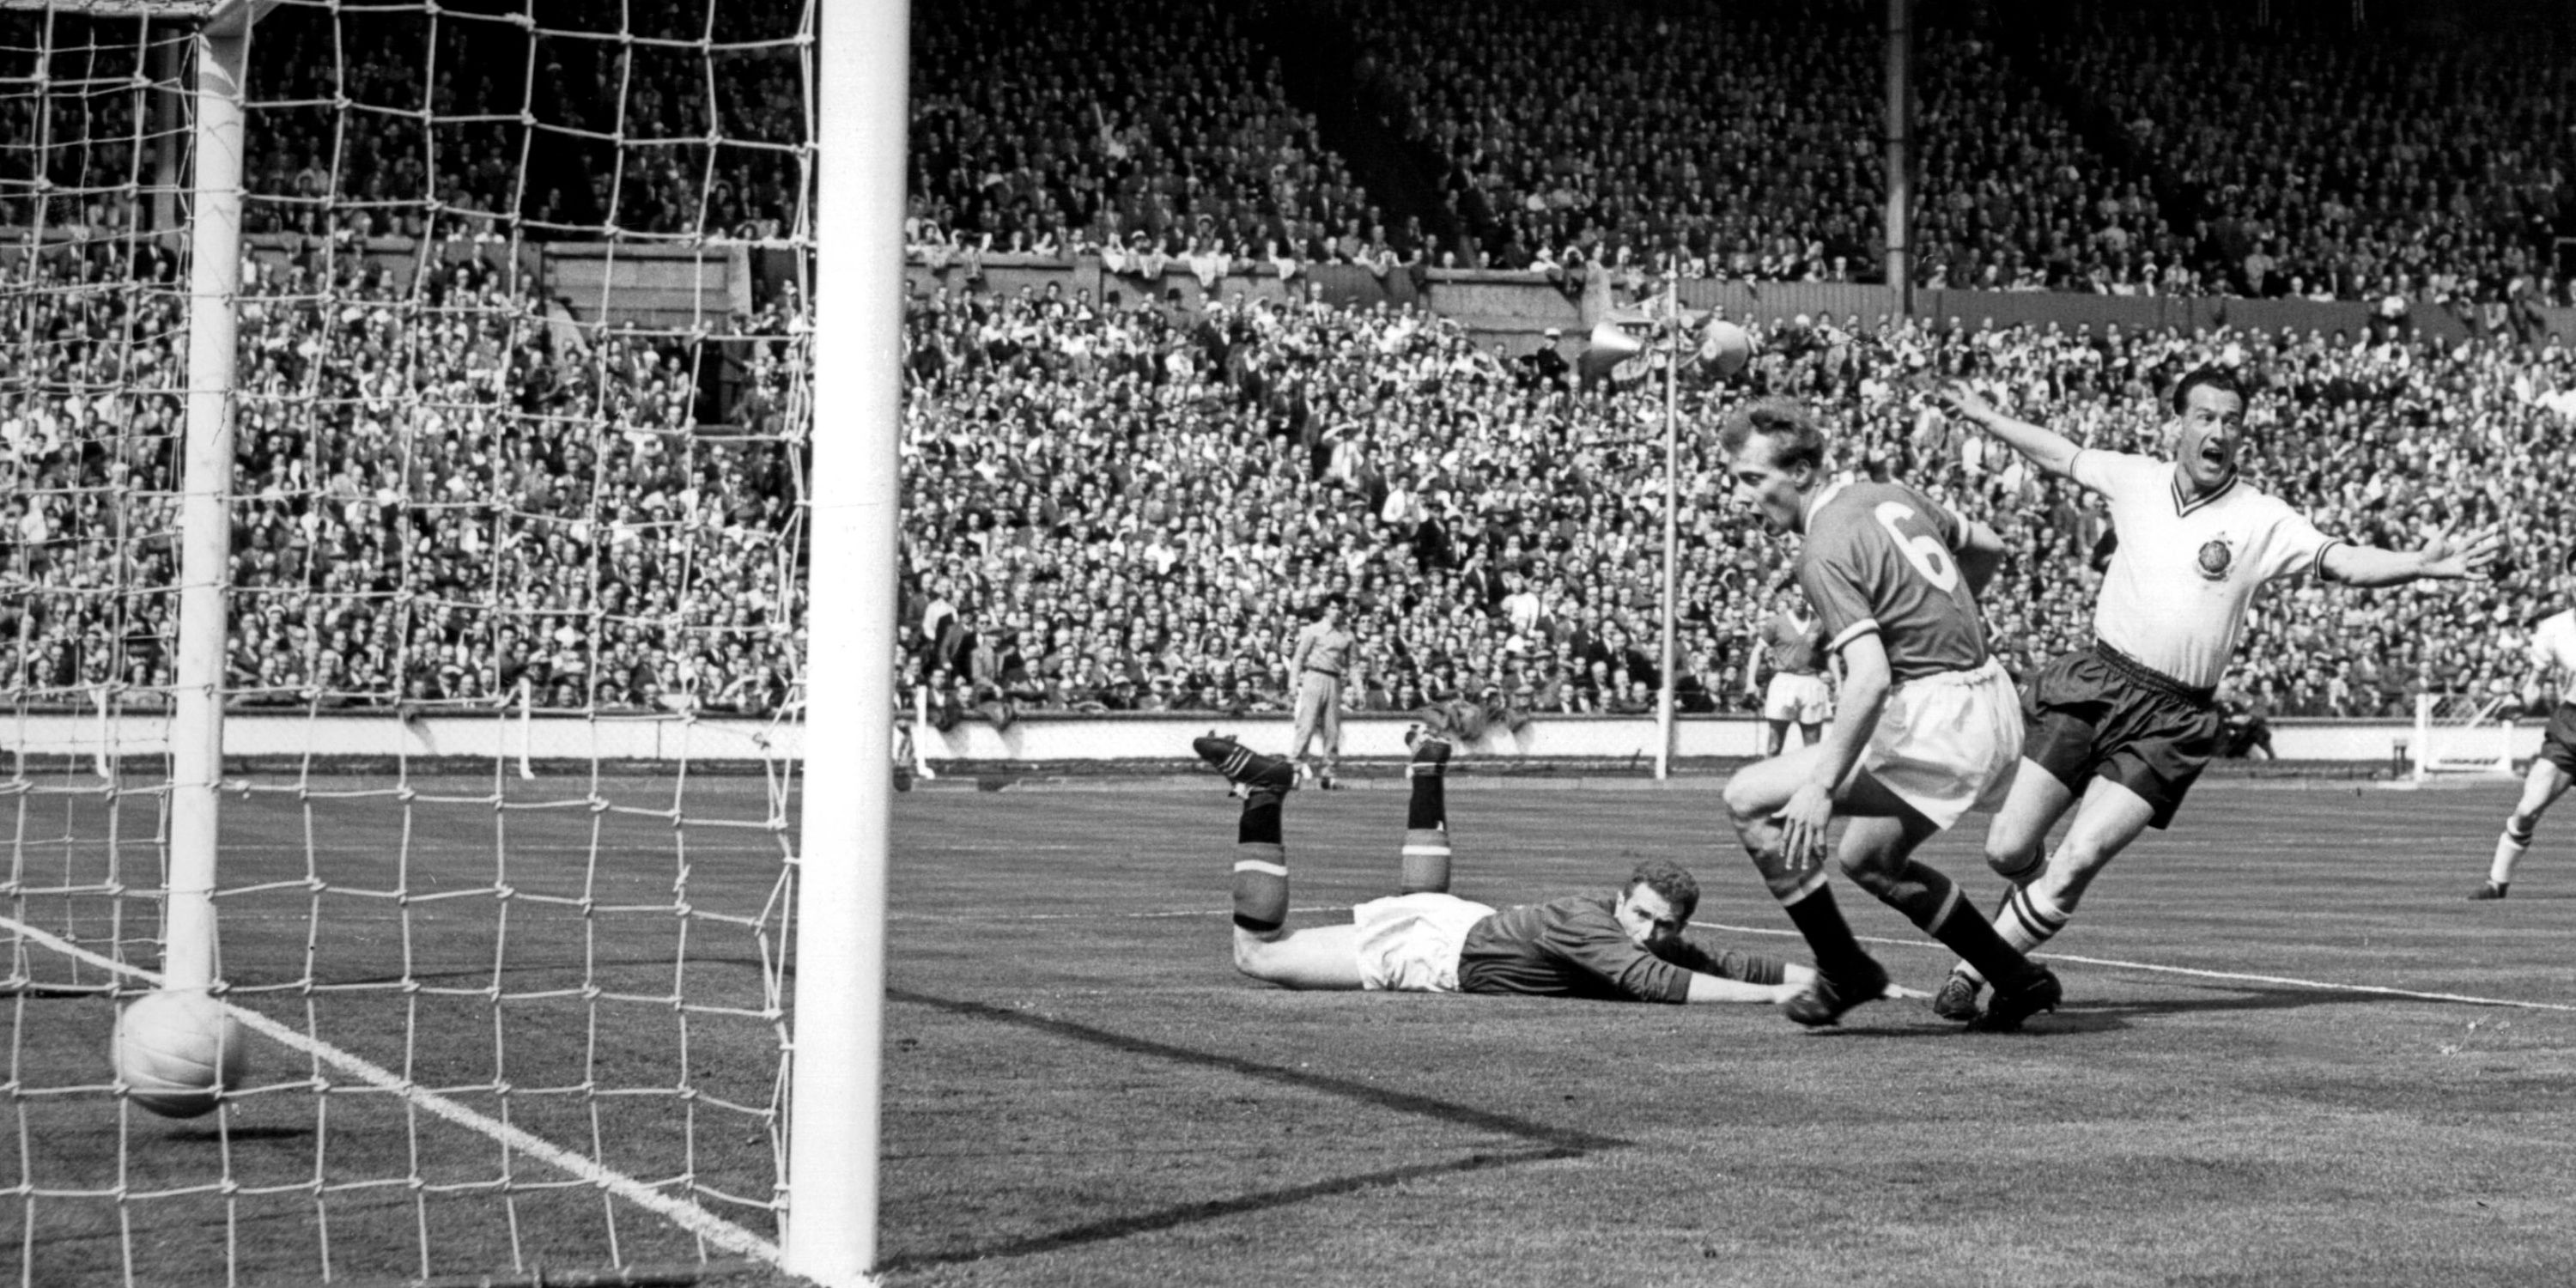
[1231,857,1289,878]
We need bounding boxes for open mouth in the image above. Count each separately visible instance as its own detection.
[2198,442,2232,470]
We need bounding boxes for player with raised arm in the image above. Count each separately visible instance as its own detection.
[1716,398,2063,1031]
[2471,549,2576,900]
[1192,728,1879,1004]
[1935,370,2506,1020]
[1747,580,1834,755]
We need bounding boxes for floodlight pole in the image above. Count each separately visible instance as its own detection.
[1654,276,1680,781]
[165,3,252,994]
[786,0,902,1282]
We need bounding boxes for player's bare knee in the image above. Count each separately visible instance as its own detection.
[1984,837,2043,882]
[1720,775,1768,827]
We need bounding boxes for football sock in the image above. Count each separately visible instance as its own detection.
[2490,819,2534,887]
[1233,792,1289,934]
[1882,862,2042,990]
[1406,772,1445,829]
[1779,884,1874,980]
[1399,773,1450,893]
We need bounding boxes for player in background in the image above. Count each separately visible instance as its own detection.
[1287,594,1355,788]
[1715,398,2063,1030]
[1747,580,1834,755]
[1191,729,1886,1004]
[1935,373,2506,1019]
[2471,548,2576,899]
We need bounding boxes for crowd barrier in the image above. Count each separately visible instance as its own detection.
[0,711,2521,770]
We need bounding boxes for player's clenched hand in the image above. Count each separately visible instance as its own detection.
[1776,781,1836,872]
[2421,525,2507,580]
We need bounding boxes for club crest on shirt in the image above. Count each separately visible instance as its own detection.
[2195,538,2234,580]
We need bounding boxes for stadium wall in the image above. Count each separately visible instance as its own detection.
[889,251,2485,358]
[0,712,2519,769]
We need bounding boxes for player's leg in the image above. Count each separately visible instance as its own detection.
[1830,774,2058,1028]
[1935,757,2078,1017]
[1722,741,1887,1023]
[1398,724,1453,892]
[1194,732,1364,990]
[1794,720,1824,752]
[1318,682,1344,787]
[1993,776,2155,964]
[2478,757,2573,899]
[1288,680,1321,778]
[1762,719,1789,757]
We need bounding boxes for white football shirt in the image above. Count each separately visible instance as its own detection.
[2072,450,2342,692]
[2528,610,2576,706]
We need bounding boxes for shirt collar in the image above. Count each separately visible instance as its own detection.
[1800,478,1850,532]
[2169,465,2238,517]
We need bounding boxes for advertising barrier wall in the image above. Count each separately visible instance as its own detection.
[0,712,2512,771]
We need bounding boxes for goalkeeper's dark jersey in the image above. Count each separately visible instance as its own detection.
[1455,893,1785,1003]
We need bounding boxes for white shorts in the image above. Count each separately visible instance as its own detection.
[1763,671,1833,725]
[1861,656,2022,831]
[1351,891,1497,993]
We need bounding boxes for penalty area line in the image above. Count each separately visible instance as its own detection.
[0,912,787,1266]
[1692,919,2576,1014]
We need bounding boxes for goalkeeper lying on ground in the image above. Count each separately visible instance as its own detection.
[1195,730,1912,1004]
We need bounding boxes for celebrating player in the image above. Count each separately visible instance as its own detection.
[1747,580,1834,756]
[1193,730,1863,1004]
[1286,594,1356,788]
[2470,548,2576,899]
[1714,398,2063,1030]
[1935,371,2506,1019]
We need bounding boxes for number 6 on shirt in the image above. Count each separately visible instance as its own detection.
[1874,502,1959,592]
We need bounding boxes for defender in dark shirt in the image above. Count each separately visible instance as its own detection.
[1194,732,1885,1005]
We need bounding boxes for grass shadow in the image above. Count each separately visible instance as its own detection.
[883,988,1627,1270]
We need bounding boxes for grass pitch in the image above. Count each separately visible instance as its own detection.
[9,767,2573,1285]
[882,775,2576,1288]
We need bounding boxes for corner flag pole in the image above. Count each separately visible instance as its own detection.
[786,0,905,1282]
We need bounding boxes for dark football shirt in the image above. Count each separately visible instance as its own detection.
[1455,893,1786,1003]
[1795,479,1990,682]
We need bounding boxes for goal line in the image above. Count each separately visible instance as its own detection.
[0,909,790,1266]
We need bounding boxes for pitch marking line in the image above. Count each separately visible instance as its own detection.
[1692,919,2576,1014]
[0,913,787,1267]
[1008,906,2576,1015]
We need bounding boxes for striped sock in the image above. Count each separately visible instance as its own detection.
[1233,842,1289,935]
[1400,827,1451,894]
[1954,854,2047,987]
[1994,884,2071,958]
[2491,820,2534,887]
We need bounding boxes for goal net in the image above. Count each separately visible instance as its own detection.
[2411,692,2518,781]
[0,0,877,1283]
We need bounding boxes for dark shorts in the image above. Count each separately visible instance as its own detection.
[2541,703,2576,777]
[2020,645,2221,830]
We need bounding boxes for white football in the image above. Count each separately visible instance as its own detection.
[112,989,247,1119]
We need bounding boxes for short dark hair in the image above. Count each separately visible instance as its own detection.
[2169,366,2249,416]
[1716,397,1827,473]
[1625,859,1700,921]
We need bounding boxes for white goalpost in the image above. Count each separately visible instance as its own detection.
[2410,691,2518,781]
[0,0,888,1283]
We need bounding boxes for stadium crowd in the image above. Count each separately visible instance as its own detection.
[5,0,2576,732]
[898,278,2575,732]
[0,238,808,716]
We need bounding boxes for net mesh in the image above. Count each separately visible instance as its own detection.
[2413,692,2517,779]
[0,2,818,1283]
